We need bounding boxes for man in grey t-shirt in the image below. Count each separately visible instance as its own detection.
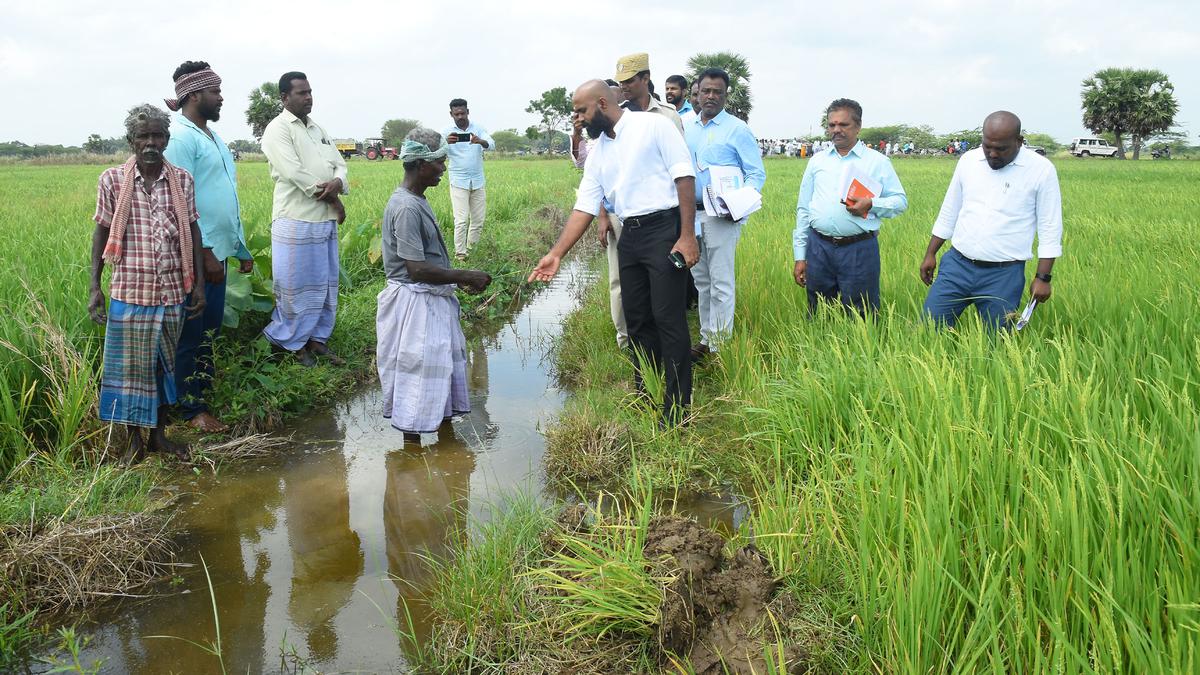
[376,129,491,443]
[382,186,451,284]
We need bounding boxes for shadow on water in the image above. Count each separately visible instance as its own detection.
[51,259,738,673]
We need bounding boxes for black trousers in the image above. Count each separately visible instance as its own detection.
[617,209,692,421]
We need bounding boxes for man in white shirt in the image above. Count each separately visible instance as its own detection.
[919,111,1062,329]
[530,80,698,425]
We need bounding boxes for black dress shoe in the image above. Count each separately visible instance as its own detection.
[295,348,317,368]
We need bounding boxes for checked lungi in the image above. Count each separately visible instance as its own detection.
[99,300,185,428]
[376,281,469,434]
[263,218,339,351]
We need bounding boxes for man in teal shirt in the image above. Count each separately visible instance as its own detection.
[163,60,253,433]
[792,98,907,315]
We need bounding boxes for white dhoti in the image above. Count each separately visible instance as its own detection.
[376,281,469,434]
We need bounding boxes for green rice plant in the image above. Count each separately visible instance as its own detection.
[529,492,675,641]
[421,493,552,670]
[543,158,1200,672]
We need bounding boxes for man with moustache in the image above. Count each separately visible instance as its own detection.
[792,98,908,315]
[685,67,766,360]
[376,128,491,442]
[920,111,1061,330]
[89,104,206,463]
[261,71,348,367]
[530,80,698,426]
[665,75,692,117]
[163,60,252,433]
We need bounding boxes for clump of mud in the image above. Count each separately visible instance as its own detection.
[644,515,806,674]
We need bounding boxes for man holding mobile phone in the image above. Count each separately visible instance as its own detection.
[441,98,495,261]
[529,80,698,427]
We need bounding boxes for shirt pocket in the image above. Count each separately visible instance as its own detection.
[988,176,1036,218]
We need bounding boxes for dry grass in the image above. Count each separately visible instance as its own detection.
[0,512,176,615]
[191,432,292,472]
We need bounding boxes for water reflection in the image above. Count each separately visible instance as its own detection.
[61,261,595,674]
[385,428,475,644]
[284,447,362,662]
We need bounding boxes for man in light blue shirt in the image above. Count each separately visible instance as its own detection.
[162,60,253,433]
[440,98,495,259]
[665,74,692,117]
[685,67,766,358]
[792,98,907,315]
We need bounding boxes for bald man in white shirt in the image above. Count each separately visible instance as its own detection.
[920,111,1062,329]
[530,80,698,425]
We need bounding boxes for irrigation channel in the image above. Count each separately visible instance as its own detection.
[55,259,742,674]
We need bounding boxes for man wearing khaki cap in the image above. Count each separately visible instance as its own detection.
[602,53,686,357]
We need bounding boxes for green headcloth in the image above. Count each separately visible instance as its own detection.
[399,139,448,163]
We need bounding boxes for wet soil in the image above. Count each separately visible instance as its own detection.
[646,515,806,674]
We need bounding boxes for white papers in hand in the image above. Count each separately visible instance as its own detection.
[716,186,762,220]
[1014,299,1037,331]
[702,165,745,217]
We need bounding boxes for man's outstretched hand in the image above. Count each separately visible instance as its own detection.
[528,254,562,283]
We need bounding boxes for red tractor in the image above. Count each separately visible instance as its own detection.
[361,138,399,160]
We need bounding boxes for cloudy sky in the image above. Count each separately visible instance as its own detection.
[2,0,1195,146]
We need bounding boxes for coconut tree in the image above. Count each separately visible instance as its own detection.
[1081,68,1178,159]
[686,52,752,122]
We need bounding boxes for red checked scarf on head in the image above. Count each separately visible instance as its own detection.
[164,68,222,112]
[102,156,196,295]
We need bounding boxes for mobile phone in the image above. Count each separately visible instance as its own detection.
[454,133,473,143]
[668,251,686,269]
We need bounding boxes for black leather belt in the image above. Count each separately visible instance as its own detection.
[812,229,876,246]
[623,207,679,229]
[954,248,1023,268]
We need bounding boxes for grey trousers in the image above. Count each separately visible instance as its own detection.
[692,214,742,350]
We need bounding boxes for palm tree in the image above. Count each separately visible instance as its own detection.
[686,52,753,122]
[1081,68,1178,159]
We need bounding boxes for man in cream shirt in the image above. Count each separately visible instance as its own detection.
[261,71,349,367]
[919,111,1062,329]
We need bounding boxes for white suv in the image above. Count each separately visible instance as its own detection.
[1070,137,1120,158]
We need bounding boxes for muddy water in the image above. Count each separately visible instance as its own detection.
[64,260,742,674]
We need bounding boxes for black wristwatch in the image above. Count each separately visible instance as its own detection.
[1035,273,1052,283]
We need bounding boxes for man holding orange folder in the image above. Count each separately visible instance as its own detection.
[792,98,907,315]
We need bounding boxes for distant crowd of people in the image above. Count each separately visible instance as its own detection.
[759,138,969,157]
[87,53,1060,460]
